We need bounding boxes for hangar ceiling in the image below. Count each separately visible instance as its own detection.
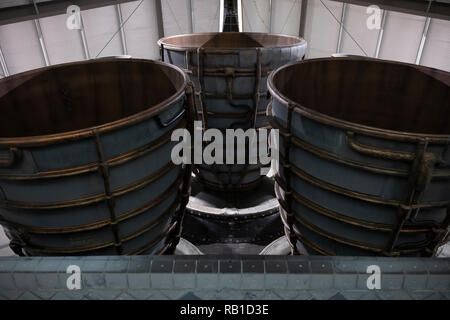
[0,0,448,78]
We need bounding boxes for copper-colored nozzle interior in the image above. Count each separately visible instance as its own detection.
[0,60,185,138]
[160,32,303,49]
[272,59,450,135]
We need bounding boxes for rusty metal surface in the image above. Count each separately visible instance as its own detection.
[268,57,450,257]
[158,32,307,191]
[0,58,194,256]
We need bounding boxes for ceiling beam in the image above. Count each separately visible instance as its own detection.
[115,4,128,55]
[415,16,432,64]
[32,0,50,66]
[33,18,50,66]
[269,0,273,33]
[299,0,308,37]
[0,0,137,26]
[219,0,224,32]
[237,0,243,32]
[336,3,347,53]
[0,44,9,76]
[79,12,90,59]
[187,0,194,33]
[374,9,387,58]
[330,0,450,21]
[154,0,164,39]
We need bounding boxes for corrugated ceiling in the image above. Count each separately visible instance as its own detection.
[0,0,448,78]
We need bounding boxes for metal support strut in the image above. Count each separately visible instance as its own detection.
[165,83,196,253]
[93,129,123,255]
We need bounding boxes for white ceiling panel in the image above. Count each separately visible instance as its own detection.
[161,0,191,36]
[271,0,301,36]
[378,11,425,64]
[0,20,45,75]
[304,0,342,58]
[121,0,160,60]
[340,4,379,57]
[39,13,85,65]
[420,18,450,72]
[82,5,123,58]
[242,0,271,33]
[192,0,221,33]
[0,0,447,75]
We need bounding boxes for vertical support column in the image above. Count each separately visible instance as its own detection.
[415,17,431,65]
[159,43,164,62]
[32,0,50,66]
[155,0,165,39]
[374,9,387,58]
[34,20,50,66]
[188,0,194,33]
[0,44,9,77]
[336,3,347,54]
[79,12,90,60]
[237,0,243,32]
[299,0,308,37]
[185,50,192,72]
[219,0,225,32]
[116,4,128,55]
[269,0,273,33]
